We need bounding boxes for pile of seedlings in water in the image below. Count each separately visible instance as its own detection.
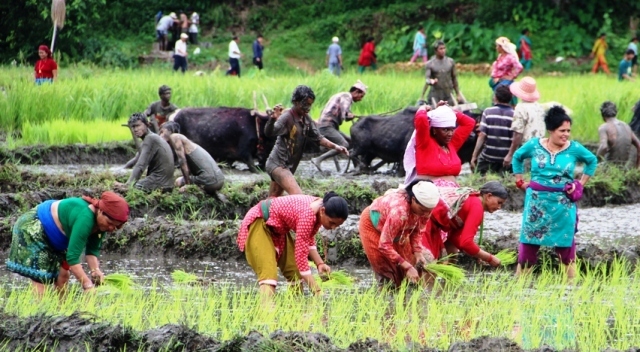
[3,258,640,350]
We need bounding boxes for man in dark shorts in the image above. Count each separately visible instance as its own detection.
[420,41,464,106]
[144,85,179,133]
[311,80,367,172]
[159,122,226,200]
[265,85,349,197]
[114,113,175,192]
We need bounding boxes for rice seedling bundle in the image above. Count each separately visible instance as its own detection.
[495,249,517,266]
[171,270,199,284]
[103,273,135,290]
[423,262,466,284]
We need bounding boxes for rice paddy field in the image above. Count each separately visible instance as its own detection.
[3,65,640,350]
[2,259,640,351]
[1,66,639,146]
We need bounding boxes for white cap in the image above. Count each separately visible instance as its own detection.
[332,36,339,43]
[412,181,440,208]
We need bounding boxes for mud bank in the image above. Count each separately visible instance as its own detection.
[0,313,634,351]
[2,166,640,219]
[0,142,136,165]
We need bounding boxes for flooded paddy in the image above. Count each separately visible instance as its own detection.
[3,153,640,351]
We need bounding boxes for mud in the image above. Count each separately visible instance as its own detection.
[0,312,636,351]
[0,142,137,165]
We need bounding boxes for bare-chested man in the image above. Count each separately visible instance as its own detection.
[597,101,640,168]
[264,85,349,197]
[145,85,179,133]
[159,122,226,200]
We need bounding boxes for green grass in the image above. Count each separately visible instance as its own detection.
[3,258,640,350]
[0,66,639,145]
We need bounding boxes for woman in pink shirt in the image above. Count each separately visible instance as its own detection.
[237,192,349,296]
[489,37,523,104]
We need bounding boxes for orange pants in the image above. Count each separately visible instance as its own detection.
[591,55,611,74]
[359,207,416,287]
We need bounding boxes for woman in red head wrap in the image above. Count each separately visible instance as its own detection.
[6,191,129,296]
[35,45,58,85]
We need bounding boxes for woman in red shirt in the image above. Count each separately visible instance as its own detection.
[237,192,349,296]
[359,180,440,287]
[422,181,507,265]
[413,103,476,187]
[358,37,377,73]
[34,45,58,85]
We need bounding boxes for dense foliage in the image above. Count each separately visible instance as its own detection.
[0,0,638,67]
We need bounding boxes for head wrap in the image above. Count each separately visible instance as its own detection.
[38,45,52,58]
[495,37,518,58]
[427,106,457,128]
[351,80,368,94]
[479,181,508,199]
[82,191,130,222]
[412,181,440,208]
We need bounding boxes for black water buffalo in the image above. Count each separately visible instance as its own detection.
[171,107,275,173]
[349,106,479,175]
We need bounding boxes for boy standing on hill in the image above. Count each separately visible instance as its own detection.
[326,37,342,76]
[253,35,264,70]
[619,49,636,82]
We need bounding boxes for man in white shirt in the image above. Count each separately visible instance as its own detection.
[173,33,188,73]
[226,36,242,77]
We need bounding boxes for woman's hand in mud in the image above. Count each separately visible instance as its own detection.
[417,104,432,113]
[112,181,127,192]
[405,266,420,283]
[414,253,427,268]
[91,269,105,286]
[317,263,331,276]
[179,185,188,193]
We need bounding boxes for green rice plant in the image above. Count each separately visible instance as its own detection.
[171,270,199,284]
[423,262,466,284]
[102,273,135,291]
[495,249,518,266]
[3,257,640,350]
[1,66,639,145]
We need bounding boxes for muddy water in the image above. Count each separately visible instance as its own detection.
[0,253,376,289]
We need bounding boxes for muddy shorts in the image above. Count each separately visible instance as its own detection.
[6,208,66,284]
[244,218,300,286]
[318,126,349,148]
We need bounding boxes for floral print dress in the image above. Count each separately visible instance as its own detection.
[512,138,597,247]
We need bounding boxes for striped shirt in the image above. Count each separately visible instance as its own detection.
[479,104,514,162]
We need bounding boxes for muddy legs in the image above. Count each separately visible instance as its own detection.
[268,167,302,197]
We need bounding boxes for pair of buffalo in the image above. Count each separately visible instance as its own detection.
[170,106,478,174]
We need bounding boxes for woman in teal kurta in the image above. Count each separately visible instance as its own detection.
[512,106,597,278]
